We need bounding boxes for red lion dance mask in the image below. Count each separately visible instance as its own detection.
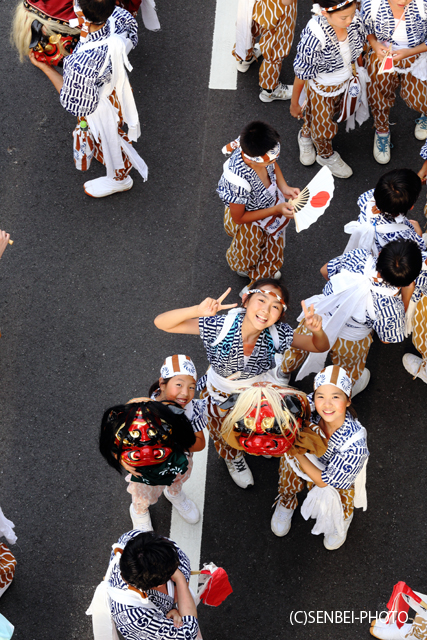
[219,383,310,457]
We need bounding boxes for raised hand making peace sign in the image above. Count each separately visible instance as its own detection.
[197,288,238,317]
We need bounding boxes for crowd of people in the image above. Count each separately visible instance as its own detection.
[5,0,427,638]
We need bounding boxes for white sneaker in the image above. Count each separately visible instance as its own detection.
[370,620,412,639]
[259,82,293,103]
[273,270,281,279]
[316,151,353,178]
[373,131,392,164]
[236,270,248,277]
[298,131,316,166]
[84,175,133,198]
[271,503,294,536]
[415,115,427,140]
[129,504,153,532]
[402,354,427,383]
[225,453,254,488]
[236,54,258,73]
[323,514,353,550]
[351,368,370,397]
[163,489,200,524]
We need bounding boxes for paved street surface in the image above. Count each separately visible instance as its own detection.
[0,1,426,638]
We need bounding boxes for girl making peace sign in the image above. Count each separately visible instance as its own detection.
[155,278,329,489]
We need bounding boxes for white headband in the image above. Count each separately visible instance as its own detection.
[160,355,197,382]
[314,365,353,396]
[247,289,287,309]
[242,142,281,164]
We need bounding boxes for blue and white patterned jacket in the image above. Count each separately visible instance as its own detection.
[60,6,138,117]
[309,408,369,489]
[216,150,277,210]
[197,312,293,387]
[293,12,366,80]
[361,0,427,47]
[325,248,405,343]
[412,251,427,302]
[109,530,198,640]
[356,189,427,254]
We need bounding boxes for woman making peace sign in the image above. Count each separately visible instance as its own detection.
[154,278,329,489]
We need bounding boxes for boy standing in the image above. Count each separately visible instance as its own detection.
[233,0,297,102]
[217,121,299,289]
[361,0,427,164]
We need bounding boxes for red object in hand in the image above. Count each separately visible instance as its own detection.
[383,55,394,71]
[310,191,330,208]
[199,567,233,607]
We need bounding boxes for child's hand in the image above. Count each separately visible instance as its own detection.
[28,51,51,71]
[301,300,323,333]
[166,609,183,628]
[408,219,423,236]
[276,201,295,218]
[372,40,389,60]
[290,102,303,119]
[417,161,427,183]
[391,48,411,62]
[197,288,237,316]
[120,460,143,477]
[283,186,300,199]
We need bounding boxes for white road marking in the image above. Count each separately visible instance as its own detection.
[209,0,239,90]
[169,429,210,592]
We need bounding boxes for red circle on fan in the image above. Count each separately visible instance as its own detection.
[310,191,330,207]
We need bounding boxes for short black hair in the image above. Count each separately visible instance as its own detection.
[376,239,422,287]
[120,532,180,590]
[374,169,422,217]
[240,121,280,158]
[79,0,116,23]
[316,0,356,11]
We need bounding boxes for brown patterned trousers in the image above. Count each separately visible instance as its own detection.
[366,52,427,131]
[301,83,346,158]
[412,294,427,368]
[224,206,285,285]
[233,0,297,91]
[281,319,373,383]
[277,455,354,520]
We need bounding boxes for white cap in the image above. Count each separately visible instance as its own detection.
[160,355,197,382]
[314,365,353,396]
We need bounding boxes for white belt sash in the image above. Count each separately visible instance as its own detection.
[286,426,368,535]
[344,216,407,256]
[78,26,148,180]
[295,255,399,380]
[235,0,256,60]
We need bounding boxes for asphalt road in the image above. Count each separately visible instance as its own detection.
[0,1,426,639]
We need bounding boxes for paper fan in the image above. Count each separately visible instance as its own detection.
[290,166,335,233]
